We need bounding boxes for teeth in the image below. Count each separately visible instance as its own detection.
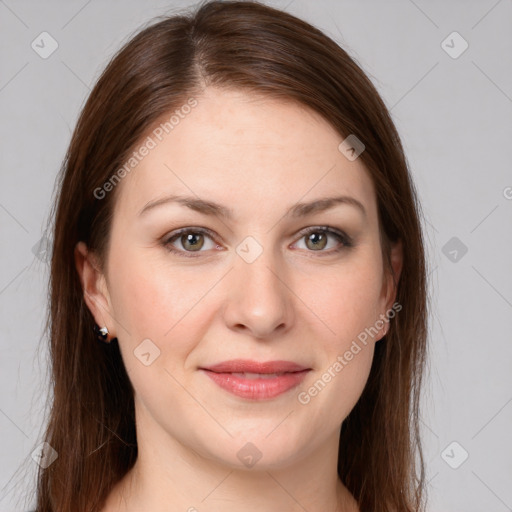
[231,372,285,379]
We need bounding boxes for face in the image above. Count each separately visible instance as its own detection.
[77,87,401,470]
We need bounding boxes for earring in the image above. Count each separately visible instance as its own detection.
[94,324,112,343]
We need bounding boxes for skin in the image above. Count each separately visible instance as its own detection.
[75,87,402,512]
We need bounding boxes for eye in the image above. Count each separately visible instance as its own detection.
[292,226,352,254]
[163,228,219,257]
[162,226,353,258]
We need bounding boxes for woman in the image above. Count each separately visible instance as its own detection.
[34,1,429,510]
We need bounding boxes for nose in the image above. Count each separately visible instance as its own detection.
[222,246,294,339]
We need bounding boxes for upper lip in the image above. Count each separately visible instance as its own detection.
[200,359,310,374]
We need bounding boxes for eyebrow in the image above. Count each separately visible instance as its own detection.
[138,194,366,220]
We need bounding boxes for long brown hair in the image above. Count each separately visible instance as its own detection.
[33,1,429,510]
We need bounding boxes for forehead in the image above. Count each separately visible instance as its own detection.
[113,87,377,224]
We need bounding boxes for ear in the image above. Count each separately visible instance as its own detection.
[74,241,116,337]
[377,238,403,339]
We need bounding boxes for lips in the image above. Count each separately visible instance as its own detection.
[201,359,310,374]
[199,359,311,400]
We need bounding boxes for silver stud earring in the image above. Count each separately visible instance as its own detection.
[94,324,111,343]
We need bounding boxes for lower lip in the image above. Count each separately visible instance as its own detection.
[200,369,310,400]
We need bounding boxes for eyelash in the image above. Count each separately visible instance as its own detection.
[162,226,353,258]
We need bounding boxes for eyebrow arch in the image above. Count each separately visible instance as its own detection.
[138,194,366,220]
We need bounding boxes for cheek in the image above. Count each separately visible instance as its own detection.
[106,248,220,386]
[108,248,211,337]
[106,253,213,405]
[294,250,383,413]
[304,252,384,348]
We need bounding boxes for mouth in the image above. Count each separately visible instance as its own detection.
[220,371,291,379]
[199,360,311,400]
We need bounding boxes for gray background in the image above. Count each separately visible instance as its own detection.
[1,0,511,510]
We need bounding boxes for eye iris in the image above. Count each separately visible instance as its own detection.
[305,232,327,250]
[182,233,204,251]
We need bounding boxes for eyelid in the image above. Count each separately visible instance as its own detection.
[294,225,351,244]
